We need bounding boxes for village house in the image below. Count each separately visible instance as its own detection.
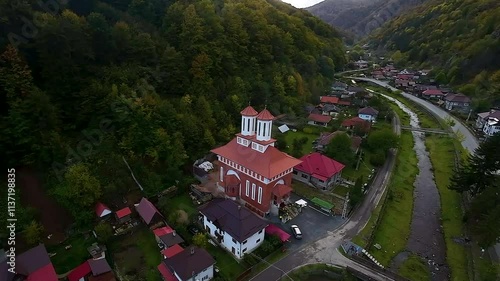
[115,207,132,224]
[422,89,445,100]
[320,104,340,117]
[444,93,471,112]
[331,81,347,91]
[476,109,500,129]
[292,152,345,190]
[308,113,332,127]
[69,257,116,281]
[347,86,364,96]
[341,117,371,134]
[2,244,58,281]
[353,60,368,69]
[154,226,185,249]
[158,247,215,281]
[199,198,268,259]
[483,117,500,137]
[161,244,184,259]
[135,197,164,226]
[314,131,362,153]
[358,107,379,122]
[414,84,437,93]
[95,202,112,219]
[210,106,302,217]
[320,96,339,104]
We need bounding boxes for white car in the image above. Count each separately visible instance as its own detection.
[290,225,302,239]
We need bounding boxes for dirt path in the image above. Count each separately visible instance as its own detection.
[17,167,73,244]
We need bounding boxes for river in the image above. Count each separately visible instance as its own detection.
[380,94,450,281]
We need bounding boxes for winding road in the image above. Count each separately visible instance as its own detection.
[251,115,401,281]
[350,77,479,154]
[251,77,482,281]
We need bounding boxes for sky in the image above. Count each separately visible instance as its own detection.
[280,0,325,8]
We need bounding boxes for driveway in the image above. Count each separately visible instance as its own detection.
[275,194,345,251]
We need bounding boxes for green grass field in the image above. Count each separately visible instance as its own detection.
[399,254,431,281]
[425,135,469,281]
[369,131,418,266]
[48,235,97,274]
[207,244,246,280]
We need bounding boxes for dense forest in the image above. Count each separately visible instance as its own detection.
[370,0,500,109]
[0,0,346,229]
[307,0,426,37]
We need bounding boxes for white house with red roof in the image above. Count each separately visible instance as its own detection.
[95,202,112,218]
[292,152,345,190]
[210,106,302,216]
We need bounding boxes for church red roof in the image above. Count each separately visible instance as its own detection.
[256,109,275,120]
[211,138,302,179]
[240,106,258,116]
[294,152,345,179]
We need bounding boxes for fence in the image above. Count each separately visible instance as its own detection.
[350,255,411,281]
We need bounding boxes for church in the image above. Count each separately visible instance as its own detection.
[211,106,302,217]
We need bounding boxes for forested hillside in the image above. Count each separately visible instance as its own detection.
[307,0,426,37]
[371,0,500,108]
[0,0,345,227]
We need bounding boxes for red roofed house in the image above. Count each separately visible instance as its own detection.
[292,152,345,190]
[95,202,112,218]
[308,113,332,127]
[158,247,215,281]
[320,96,339,104]
[422,89,444,100]
[135,197,163,226]
[115,207,132,223]
[314,131,362,154]
[154,226,184,248]
[211,106,302,217]
[3,244,58,281]
[161,244,184,259]
[341,117,371,134]
[67,261,91,281]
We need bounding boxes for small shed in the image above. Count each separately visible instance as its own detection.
[278,124,290,133]
[115,207,132,224]
[95,203,112,218]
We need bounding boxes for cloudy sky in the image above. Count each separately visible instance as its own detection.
[280,0,325,8]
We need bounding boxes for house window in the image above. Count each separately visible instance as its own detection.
[242,248,247,253]
[301,174,308,179]
[220,167,224,182]
[259,229,263,234]
[251,184,256,200]
[318,179,324,183]
[246,181,250,197]
[256,239,261,243]
[293,170,298,175]
[257,186,262,204]
[232,238,236,243]
[243,239,247,244]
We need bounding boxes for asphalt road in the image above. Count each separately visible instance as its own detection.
[250,115,401,281]
[350,77,479,154]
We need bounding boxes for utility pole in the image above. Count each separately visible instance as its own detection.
[466,109,472,122]
[342,192,349,219]
[355,150,362,171]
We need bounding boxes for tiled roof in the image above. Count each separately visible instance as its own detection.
[422,89,444,96]
[88,258,112,276]
[341,116,370,127]
[358,107,379,116]
[256,109,275,120]
[199,198,268,242]
[16,244,58,281]
[445,93,471,103]
[68,261,91,281]
[95,202,112,217]
[320,96,339,104]
[240,106,258,116]
[136,197,162,224]
[153,226,174,237]
[115,207,131,219]
[211,138,302,179]
[162,247,215,280]
[308,113,332,123]
[294,152,345,179]
[161,244,184,258]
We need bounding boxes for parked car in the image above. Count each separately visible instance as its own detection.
[290,225,302,239]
